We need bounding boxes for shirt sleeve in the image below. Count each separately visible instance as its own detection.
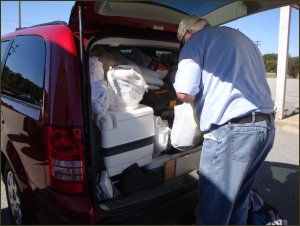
[173,58,201,96]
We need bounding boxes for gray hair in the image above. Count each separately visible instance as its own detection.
[177,15,210,41]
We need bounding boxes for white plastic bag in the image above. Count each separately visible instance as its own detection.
[153,116,170,158]
[170,103,202,151]
[107,65,148,111]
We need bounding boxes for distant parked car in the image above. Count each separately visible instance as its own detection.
[1,1,297,224]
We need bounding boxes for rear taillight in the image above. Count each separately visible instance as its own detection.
[46,126,84,193]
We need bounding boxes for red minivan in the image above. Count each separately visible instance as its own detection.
[1,1,297,224]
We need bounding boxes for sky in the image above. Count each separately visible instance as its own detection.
[1,1,299,57]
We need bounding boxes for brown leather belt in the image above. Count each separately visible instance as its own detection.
[230,112,271,124]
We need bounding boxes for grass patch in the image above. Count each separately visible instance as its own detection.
[266,72,277,78]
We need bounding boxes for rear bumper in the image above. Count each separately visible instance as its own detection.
[99,187,197,224]
[29,169,199,224]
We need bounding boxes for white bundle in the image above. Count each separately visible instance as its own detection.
[103,52,165,88]
[91,81,110,114]
[89,57,109,115]
[107,66,148,111]
[89,57,104,81]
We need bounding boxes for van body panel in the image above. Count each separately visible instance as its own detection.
[1,24,87,224]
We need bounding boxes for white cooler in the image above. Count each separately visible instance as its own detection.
[97,104,155,177]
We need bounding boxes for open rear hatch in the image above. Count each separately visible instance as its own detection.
[69,0,299,34]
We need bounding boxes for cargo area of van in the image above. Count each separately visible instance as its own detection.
[87,37,203,210]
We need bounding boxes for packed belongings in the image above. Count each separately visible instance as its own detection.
[119,163,163,195]
[89,57,110,115]
[88,46,202,199]
[140,84,178,115]
[110,49,167,90]
[90,47,119,79]
[107,65,148,111]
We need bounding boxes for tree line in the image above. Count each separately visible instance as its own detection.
[1,65,43,106]
[263,54,299,78]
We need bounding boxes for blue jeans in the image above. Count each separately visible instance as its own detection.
[195,117,275,224]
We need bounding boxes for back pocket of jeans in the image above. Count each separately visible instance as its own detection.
[231,131,263,163]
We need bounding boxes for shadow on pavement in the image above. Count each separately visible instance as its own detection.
[255,161,299,225]
[284,110,299,118]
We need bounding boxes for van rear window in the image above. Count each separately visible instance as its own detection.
[1,35,45,106]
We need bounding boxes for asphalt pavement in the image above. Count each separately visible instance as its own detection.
[254,113,299,225]
[1,78,299,224]
[253,76,299,225]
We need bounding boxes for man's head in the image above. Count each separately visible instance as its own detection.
[177,15,210,47]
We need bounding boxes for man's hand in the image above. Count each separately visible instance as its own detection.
[176,92,195,103]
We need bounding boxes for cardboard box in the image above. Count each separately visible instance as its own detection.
[175,151,200,177]
[164,159,175,181]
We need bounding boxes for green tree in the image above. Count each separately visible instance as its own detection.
[263,53,278,73]
[263,53,278,61]
[288,57,299,78]
[263,54,299,78]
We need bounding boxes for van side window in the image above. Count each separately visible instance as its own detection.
[1,36,45,106]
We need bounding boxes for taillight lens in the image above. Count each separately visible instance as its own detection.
[47,126,84,193]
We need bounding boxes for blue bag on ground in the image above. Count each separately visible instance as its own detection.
[248,189,288,225]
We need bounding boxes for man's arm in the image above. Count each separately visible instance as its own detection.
[174,58,200,104]
[176,92,195,103]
